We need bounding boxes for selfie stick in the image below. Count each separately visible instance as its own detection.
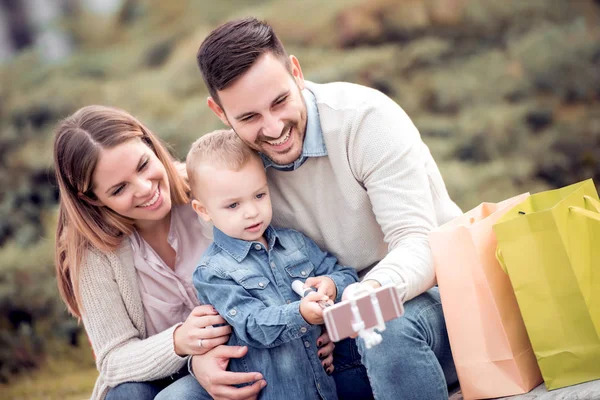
[345,284,386,349]
[291,280,331,309]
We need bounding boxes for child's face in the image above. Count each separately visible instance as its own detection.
[192,156,272,243]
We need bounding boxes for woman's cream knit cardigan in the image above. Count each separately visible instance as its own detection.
[80,239,187,399]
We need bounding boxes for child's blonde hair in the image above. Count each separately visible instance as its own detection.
[186,129,260,197]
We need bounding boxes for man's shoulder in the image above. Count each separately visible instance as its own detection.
[305,80,390,111]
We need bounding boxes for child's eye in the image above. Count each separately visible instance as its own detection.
[227,202,239,209]
[256,193,266,199]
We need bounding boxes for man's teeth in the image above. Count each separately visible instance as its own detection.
[266,128,291,146]
[139,189,159,207]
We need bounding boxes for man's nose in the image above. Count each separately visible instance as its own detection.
[262,113,284,138]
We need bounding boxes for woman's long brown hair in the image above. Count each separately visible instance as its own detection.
[53,105,189,318]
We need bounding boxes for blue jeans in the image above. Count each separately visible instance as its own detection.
[105,367,211,400]
[334,287,457,400]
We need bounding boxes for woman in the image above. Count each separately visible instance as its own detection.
[53,106,310,399]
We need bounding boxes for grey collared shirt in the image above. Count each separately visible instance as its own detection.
[261,88,327,171]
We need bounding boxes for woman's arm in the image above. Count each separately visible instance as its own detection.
[79,247,187,386]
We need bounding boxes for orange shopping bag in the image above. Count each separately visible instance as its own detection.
[430,193,542,400]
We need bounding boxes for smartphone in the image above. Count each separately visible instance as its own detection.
[323,284,405,342]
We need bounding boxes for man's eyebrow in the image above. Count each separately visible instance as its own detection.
[233,91,290,121]
[104,155,145,194]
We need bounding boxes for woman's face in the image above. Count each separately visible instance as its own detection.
[92,138,172,226]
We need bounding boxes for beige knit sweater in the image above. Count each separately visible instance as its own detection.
[269,81,462,301]
[80,239,187,400]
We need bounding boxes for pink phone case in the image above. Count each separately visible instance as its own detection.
[323,284,405,342]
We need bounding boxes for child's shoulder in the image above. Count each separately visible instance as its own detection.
[197,243,234,268]
[272,227,311,248]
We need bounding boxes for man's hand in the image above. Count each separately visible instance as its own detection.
[341,280,383,339]
[303,276,337,302]
[341,280,381,301]
[192,345,266,400]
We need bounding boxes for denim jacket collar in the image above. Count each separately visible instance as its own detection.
[212,225,284,262]
[261,88,327,171]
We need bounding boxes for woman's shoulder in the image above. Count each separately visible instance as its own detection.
[81,237,133,278]
[173,203,213,239]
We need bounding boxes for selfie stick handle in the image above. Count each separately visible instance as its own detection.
[291,280,331,308]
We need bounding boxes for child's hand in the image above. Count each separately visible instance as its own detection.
[303,276,337,302]
[299,291,329,325]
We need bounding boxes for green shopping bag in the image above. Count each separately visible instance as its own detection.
[568,195,600,336]
[493,179,600,390]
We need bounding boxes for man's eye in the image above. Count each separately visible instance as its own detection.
[275,96,287,105]
[227,202,239,209]
[241,115,256,122]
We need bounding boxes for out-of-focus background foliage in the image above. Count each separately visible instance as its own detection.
[0,0,598,398]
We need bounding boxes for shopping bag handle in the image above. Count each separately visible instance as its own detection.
[495,247,509,274]
[583,195,600,213]
[569,205,600,221]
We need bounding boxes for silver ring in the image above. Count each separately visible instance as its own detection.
[198,338,203,349]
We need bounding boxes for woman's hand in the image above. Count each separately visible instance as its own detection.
[317,329,335,375]
[192,345,266,400]
[174,305,232,356]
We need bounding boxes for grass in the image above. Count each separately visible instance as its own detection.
[0,335,97,400]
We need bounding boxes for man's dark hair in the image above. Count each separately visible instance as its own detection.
[197,17,291,106]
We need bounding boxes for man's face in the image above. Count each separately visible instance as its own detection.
[208,53,308,166]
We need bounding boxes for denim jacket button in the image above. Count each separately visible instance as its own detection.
[301,271,307,276]
[258,282,265,288]
[254,244,262,250]
[286,300,291,304]
[304,341,310,348]
[229,309,237,316]
[300,326,307,333]
[270,261,276,268]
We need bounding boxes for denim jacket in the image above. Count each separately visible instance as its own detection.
[193,225,359,400]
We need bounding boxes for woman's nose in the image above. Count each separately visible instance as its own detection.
[135,178,153,197]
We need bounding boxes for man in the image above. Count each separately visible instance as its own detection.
[196,17,461,400]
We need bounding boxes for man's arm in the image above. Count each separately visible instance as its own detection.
[193,265,318,348]
[349,93,443,301]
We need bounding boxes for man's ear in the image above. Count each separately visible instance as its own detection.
[191,199,212,222]
[290,55,305,90]
[207,97,230,127]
